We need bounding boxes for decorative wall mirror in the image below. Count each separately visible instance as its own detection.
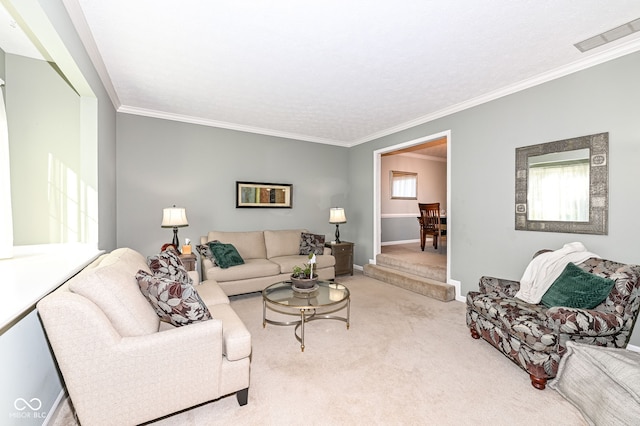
[390,171,418,200]
[515,132,608,235]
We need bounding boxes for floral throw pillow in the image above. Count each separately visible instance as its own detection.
[196,241,218,266]
[299,232,325,255]
[147,248,192,286]
[135,270,212,326]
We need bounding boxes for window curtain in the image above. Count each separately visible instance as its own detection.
[527,161,589,222]
[0,80,13,259]
[391,173,417,198]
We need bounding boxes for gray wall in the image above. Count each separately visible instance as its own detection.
[348,51,640,346]
[5,54,83,245]
[116,114,350,257]
[0,0,117,423]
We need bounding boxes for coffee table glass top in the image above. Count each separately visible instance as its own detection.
[263,281,349,308]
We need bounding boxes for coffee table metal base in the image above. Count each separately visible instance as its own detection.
[262,301,350,352]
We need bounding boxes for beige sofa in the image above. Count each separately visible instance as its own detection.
[200,229,335,296]
[37,248,251,426]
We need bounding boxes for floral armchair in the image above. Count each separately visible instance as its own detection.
[466,257,640,390]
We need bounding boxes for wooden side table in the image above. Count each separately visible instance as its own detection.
[178,253,197,272]
[325,241,354,276]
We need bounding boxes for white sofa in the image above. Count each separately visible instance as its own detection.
[37,248,251,426]
[200,229,336,296]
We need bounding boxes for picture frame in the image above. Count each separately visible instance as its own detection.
[236,181,293,208]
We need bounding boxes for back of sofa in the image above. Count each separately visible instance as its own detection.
[206,230,267,260]
[263,229,307,258]
[56,247,160,336]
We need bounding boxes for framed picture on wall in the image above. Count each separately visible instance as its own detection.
[236,181,293,208]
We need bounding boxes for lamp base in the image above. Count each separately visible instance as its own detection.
[172,227,181,253]
[334,224,341,244]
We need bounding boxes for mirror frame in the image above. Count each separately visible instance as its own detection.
[515,132,608,235]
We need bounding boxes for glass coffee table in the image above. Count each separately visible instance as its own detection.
[262,280,350,352]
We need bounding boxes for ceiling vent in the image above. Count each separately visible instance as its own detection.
[574,18,640,52]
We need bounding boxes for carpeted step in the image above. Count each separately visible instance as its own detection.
[363,264,455,302]
[375,253,446,282]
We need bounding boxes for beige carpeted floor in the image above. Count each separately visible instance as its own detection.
[54,272,586,426]
[381,241,447,269]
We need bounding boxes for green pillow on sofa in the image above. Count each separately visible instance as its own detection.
[208,242,244,269]
[541,262,615,309]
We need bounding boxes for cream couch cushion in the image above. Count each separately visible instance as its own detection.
[264,229,306,258]
[68,248,160,336]
[206,258,280,282]
[207,230,266,260]
[270,254,336,274]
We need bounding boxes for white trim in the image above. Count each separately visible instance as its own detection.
[381,239,421,246]
[381,213,417,219]
[450,279,464,302]
[628,343,640,353]
[372,129,452,286]
[42,389,67,426]
[352,37,640,147]
[118,105,349,146]
[61,0,121,109]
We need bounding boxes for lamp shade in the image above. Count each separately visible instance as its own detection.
[329,207,347,224]
[161,206,189,228]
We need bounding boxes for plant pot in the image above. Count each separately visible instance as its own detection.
[290,274,318,290]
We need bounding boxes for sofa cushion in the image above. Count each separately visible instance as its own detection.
[207,230,266,260]
[147,249,193,285]
[299,232,325,255]
[549,342,640,425]
[208,242,245,269]
[467,291,557,352]
[541,262,615,309]
[270,254,335,274]
[136,270,212,327]
[207,258,281,282]
[68,248,160,336]
[264,229,306,259]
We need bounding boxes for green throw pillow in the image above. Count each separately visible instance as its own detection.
[208,242,244,269]
[541,262,615,309]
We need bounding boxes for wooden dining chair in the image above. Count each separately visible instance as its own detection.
[418,203,443,251]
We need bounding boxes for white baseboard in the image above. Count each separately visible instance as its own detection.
[449,279,465,302]
[627,343,640,353]
[381,239,421,246]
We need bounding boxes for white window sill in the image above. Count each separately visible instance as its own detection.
[0,243,103,332]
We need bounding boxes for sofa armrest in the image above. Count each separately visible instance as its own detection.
[546,307,624,336]
[478,276,520,297]
[38,292,226,425]
[188,269,200,284]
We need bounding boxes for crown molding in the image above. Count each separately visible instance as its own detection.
[62,0,120,108]
[349,37,640,147]
[117,105,350,146]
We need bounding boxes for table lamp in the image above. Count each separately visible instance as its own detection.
[329,207,347,243]
[161,205,189,250]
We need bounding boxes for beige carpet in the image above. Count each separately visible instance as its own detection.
[54,272,586,425]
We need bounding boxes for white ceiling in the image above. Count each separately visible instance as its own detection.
[10,2,640,146]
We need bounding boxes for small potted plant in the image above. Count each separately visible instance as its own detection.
[291,253,318,289]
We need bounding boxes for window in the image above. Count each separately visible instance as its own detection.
[390,171,417,200]
[527,152,590,222]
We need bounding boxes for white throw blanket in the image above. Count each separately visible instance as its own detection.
[515,242,600,304]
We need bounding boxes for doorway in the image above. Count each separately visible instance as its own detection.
[372,130,451,283]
